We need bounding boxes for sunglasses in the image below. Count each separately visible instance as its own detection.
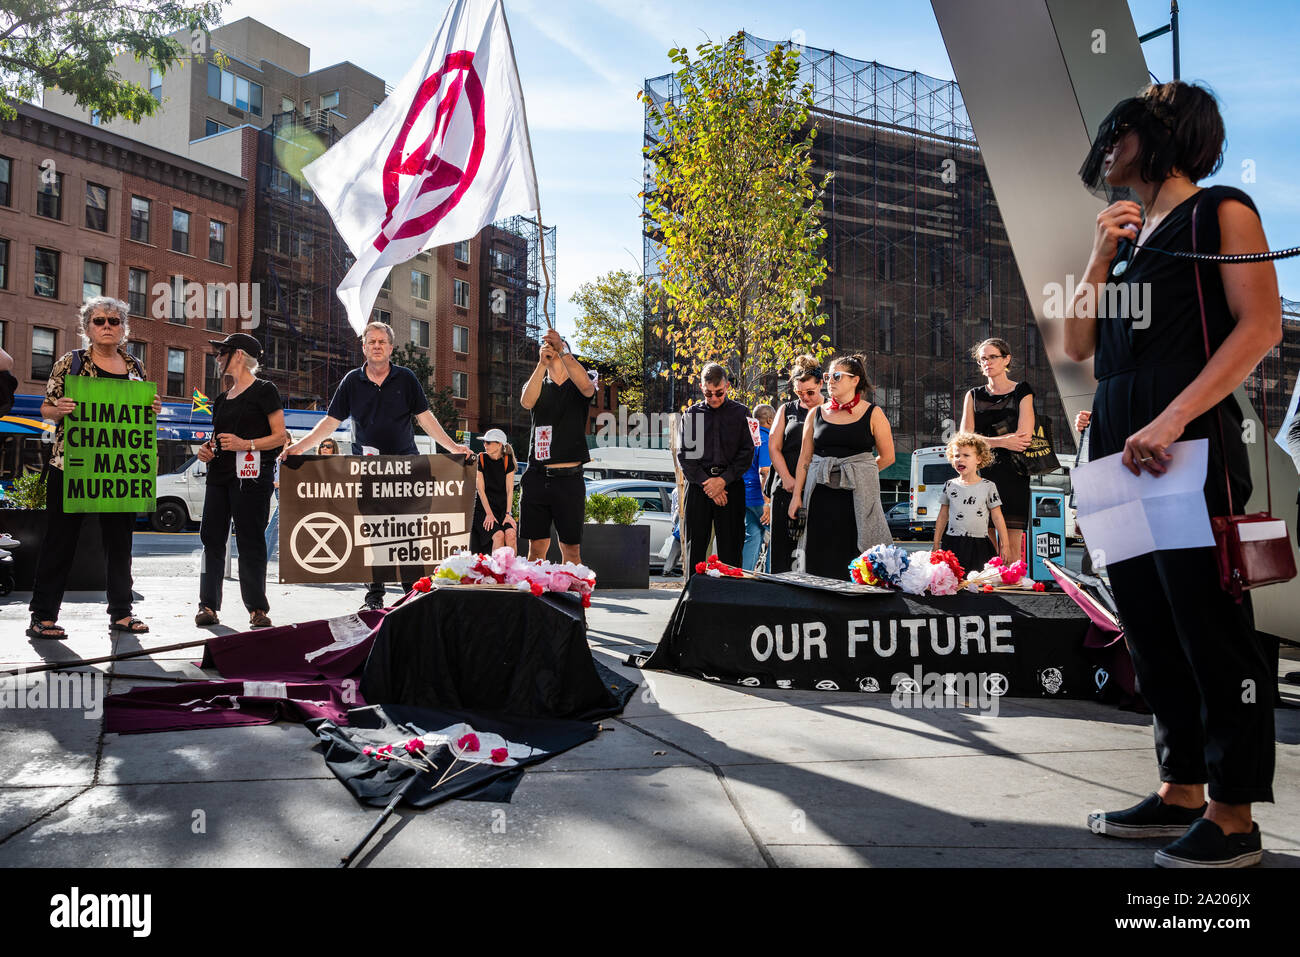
[828,371,857,382]
[90,315,122,327]
[702,388,728,398]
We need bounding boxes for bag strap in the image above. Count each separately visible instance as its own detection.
[1191,196,1273,515]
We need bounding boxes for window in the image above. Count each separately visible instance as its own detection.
[0,319,5,351]
[320,91,340,110]
[453,240,470,263]
[204,118,231,137]
[380,273,392,292]
[297,289,312,319]
[930,245,944,286]
[878,305,895,354]
[411,270,429,300]
[204,354,220,396]
[877,244,895,281]
[130,196,151,242]
[372,308,391,325]
[207,64,262,116]
[170,276,186,324]
[410,318,429,348]
[453,279,469,308]
[36,171,62,219]
[270,168,291,194]
[281,96,294,114]
[150,68,163,102]
[172,209,190,253]
[208,220,226,263]
[125,340,146,368]
[207,284,226,332]
[34,248,59,298]
[1025,324,1040,368]
[128,269,149,316]
[452,371,468,400]
[274,222,298,256]
[83,260,106,300]
[84,183,108,231]
[32,328,56,380]
[0,239,8,289]
[452,325,469,353]
[0,156,10,206]
[301,183,313,205]
[167,349,186,396]
[90,110,101,126]
[930,311,946,358]
[490,248,515,271]
[924,388,953,435]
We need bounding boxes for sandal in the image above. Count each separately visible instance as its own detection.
[26,616,66,640]
[249,610,273,629]
[109,616,150,635]
[195,606,220,627]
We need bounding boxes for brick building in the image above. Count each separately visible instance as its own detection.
[0,103,248,400]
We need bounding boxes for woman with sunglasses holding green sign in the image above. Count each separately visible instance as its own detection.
[28,297,161,640]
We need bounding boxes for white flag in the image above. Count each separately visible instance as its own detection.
[303,0,539,334]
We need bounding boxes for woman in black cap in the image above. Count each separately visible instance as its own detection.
[195,333,285,629]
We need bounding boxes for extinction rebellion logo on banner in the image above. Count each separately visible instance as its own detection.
[278,455,475,583]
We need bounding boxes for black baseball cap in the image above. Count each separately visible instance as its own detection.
[208,333,262,358]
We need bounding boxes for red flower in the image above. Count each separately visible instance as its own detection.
[930,549,965,581]
[581,594,591,608]
[694,562,706,573]
[412,577,432,593]
[707,554,718,563]
[404,739,424,754]
[1032,581,1046,592]
[457,733,480,753]
[982,584,994,593]
[490,747,508,763]
[529,582,545,596]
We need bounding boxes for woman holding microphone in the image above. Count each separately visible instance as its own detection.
[195,333,284,629]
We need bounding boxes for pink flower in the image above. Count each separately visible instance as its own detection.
[362,746,374,756]
[404,739,424,754]
[457,733,480,753]
[988,556,1004,567]
[490,747,508,763]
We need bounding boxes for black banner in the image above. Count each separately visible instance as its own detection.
[639,575,1104,701]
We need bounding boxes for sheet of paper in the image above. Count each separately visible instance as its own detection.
[1072,439,1213,563]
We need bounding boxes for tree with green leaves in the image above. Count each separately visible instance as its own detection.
[0,0,226,122]
[641,33,832,406]
[570,268,646,413]
[393,343,459,433]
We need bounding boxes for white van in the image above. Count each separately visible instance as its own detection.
[910,446,1079,541]
[583,446,676,483]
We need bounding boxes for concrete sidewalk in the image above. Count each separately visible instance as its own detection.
[1,572,1297,868]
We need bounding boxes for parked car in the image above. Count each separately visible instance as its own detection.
[886,501,930,541]
[584,478,674,565]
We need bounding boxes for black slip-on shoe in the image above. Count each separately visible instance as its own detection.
[1087,792,1206,839]
[1154,819,1262,868]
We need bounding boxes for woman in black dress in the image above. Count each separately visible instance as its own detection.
[961,337,1034,560]
[766,355,824,573]
[473,428,517,553]
[1067,83,1281,867]
[195,333,284,630]
[788,354,894,579]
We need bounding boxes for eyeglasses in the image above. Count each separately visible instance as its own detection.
[829,371,857,382]
[702,388,727,398]
[977,354,1007,364]
[90,315,122,327]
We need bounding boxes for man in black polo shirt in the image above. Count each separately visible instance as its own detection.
[520,328,596,563]
[285,320,469,609]
[677,363,754,577]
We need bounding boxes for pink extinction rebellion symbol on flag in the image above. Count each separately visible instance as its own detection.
[374,50,486,253]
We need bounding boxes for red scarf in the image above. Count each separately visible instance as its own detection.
[829,394,861,412]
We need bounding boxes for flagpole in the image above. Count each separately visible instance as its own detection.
[497,0,553,330]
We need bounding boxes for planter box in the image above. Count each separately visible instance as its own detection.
[548,523,650,589]
[3,508,108,592]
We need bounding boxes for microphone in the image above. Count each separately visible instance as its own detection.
[1111,223,1140,278]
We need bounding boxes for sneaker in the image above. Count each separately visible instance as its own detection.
[0,533,18,548]
[1086,792,1206,839]
[1154,819,1262,868]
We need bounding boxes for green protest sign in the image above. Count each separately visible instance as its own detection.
[63,377,157,513]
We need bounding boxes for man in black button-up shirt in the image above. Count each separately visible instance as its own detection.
[676,363,755,576]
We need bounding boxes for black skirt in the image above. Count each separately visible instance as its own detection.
[804,485,859,580]
[941,532,996,578]
[769,487,795,573]
[981,451,1029,529]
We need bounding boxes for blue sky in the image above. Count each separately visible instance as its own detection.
[218,0,1300,336]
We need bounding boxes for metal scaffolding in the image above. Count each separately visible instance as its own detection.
[643,33,1065,463]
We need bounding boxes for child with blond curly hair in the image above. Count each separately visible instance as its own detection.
[932,431,1013,573]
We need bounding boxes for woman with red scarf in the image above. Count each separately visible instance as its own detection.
[788,354,895,579]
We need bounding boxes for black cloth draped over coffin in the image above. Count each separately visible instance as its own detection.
[360,588,634,720]
[635,574,1120,701]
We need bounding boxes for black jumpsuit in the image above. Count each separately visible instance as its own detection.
[1091,185,1272,804]
[769,398,810,573]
